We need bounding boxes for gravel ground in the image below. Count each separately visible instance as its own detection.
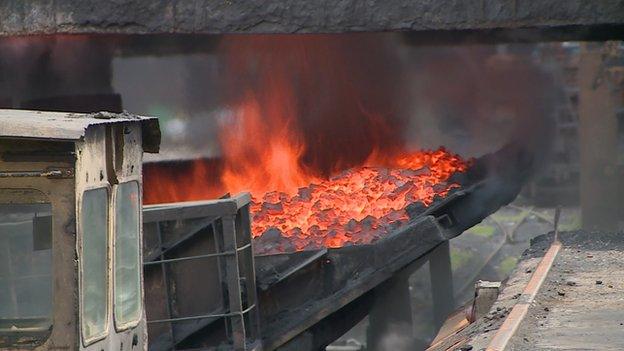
[438,230,624,351]
[508,230,624,350]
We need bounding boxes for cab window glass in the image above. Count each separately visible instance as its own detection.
[114,182,141,328]
[80,188,109,343]
[0,201,52,346]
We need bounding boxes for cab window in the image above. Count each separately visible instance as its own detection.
[80,188,109,343]
[0,199,53,347]
[114,182,141,328]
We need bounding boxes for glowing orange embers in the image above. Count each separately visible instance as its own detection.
[251,148,467,254]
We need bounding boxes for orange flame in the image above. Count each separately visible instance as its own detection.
[219,92,313,196]
[143,35,470,252]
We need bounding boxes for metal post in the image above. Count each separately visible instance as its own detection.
[238,205,261,341]
[368,273,414,350]
[429,241,455,329]
[156,222,176,349]
[221,215,246,350]
[212,220,233,339]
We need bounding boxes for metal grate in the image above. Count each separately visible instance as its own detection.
[143,193,260,350]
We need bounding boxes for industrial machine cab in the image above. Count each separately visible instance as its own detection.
[0,110,160,350]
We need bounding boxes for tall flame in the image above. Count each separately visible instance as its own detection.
[144,35,470,251]
[219,92,313,196]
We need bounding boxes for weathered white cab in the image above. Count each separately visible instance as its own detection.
[0,109,160,350]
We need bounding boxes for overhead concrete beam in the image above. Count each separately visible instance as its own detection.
[0,0,623,41]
